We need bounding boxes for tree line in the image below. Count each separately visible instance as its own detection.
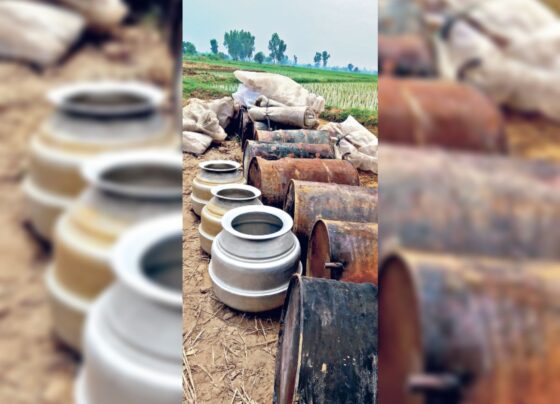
[183,30,359,71]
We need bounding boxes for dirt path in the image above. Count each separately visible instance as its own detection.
[0,26,173,404]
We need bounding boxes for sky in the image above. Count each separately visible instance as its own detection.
[183,0,378,70]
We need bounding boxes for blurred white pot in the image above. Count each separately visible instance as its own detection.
[47,150,182,352]
[24,81,177,241]
[210,206,302,312]
[76,214,183,404]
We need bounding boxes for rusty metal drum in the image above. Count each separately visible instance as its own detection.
[248,158,360,208]
[307,220,378,284]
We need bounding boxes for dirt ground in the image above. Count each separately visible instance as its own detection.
[0,26,173,404]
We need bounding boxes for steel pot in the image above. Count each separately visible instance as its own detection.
[76,214,183,404]
[46,150,182,352]
[24,81,178,240]
[190,160,245,216]
[209,206,302,312]
[199,184,262,255]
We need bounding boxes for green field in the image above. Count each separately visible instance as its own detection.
[183,55,378,127]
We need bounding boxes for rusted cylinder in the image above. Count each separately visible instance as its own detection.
[274,275,378,404]
[379,249,560,404]
[380,145,560,261]
[248,158,360,208]
[379,78,506,153]
[307,220,378,284]
[252,129,331,149]
[379,35,434,76]
[285,180,377,267]
[242,141,335,177]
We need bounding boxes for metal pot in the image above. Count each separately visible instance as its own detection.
[24,81,178,241]
[46,150,182,352]
[190,160,245,216]
[209,206,302,312]
[76,214,183,404]
[199,184,262,255]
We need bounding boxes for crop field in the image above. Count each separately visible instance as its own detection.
[183,55,378,128]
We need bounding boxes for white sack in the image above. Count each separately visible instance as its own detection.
[426,0,560,69]
[248,106,317,129]
[182,100,227,143]
[436,20,560,121]
[0,1,84,67]
[182,131,212,155]
[255,95,287,108]
[321,116,379,173]
[234,70,325,114]
[55,0,128,30]
[206,97,238,129]
[232,84,261,108]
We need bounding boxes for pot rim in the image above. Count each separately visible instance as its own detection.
[199,160,241,173]
[82,150,182,199]
[47,81,165,117]
[211,184,262,201]
[111,214,182,308]
[221,205,293,241]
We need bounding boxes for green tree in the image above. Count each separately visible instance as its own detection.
[322,51,331,67]
[223,30,255,60]
[294,55,298,65]
[254,51,265,64]
[348,63,354,71]
[268,33,287,64]
[314,52,322,67]
[210,39,219,54]
[183,41,197,55]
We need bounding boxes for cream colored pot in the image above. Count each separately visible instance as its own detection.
[199,184,262,255]
[190,160,245,216]
[76,214,183,404]
[46,150,182,352]
[24,81,177,240]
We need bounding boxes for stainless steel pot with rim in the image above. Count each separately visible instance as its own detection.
[190,160,245,216]
[209,205,302,312]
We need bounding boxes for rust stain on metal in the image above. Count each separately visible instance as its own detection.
[380,145,560,261]
[285,180,377,268]
[379,34,435,76]
[379,249,560,404]
[255,129,331,147]
[247,158,360,208]
[274,276,378,403]
[308,220,378,284]
[242,141,335,177]
[379,78,507,153]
